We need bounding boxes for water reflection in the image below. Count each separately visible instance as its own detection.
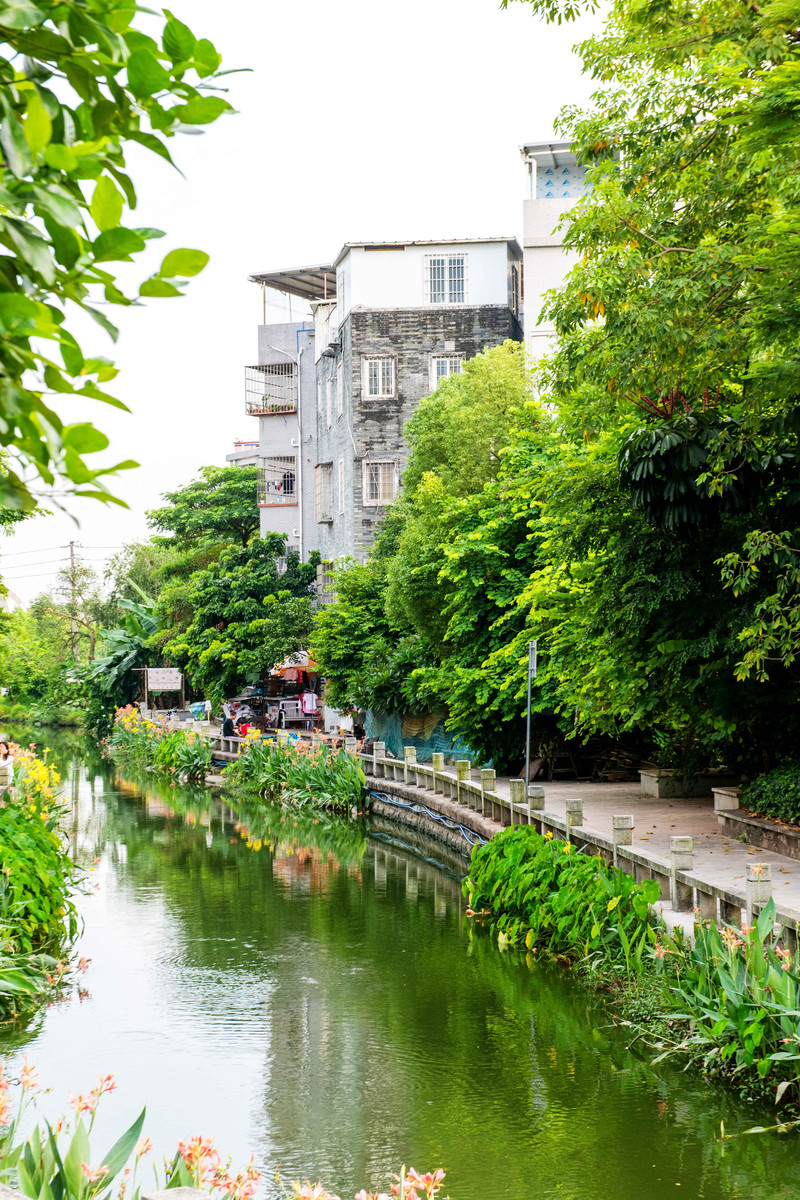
[1,733,798,1200]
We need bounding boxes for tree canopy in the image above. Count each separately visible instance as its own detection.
[147,466,260,549]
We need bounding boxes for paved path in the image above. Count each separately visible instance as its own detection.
[489,777,800,917]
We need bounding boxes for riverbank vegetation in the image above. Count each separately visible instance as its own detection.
[105,707,211,781]
[466,827,800,1110]
[0,746,79,1021]
[223,734,367,813]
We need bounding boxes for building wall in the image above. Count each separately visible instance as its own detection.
[254,322,318,557]
[314,304,523,562]
[337,241,520,316]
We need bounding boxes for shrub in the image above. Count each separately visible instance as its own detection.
[464,825,661,972]
[743,765,800,823]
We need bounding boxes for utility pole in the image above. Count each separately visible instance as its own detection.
[68,539,77,662]
[524,639,538,798]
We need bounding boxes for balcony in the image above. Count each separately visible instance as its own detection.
[245,363,297,416]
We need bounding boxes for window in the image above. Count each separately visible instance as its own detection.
[315,463,333,522]
[511,263,520,315]
[425,253,467,304]
[430,354,463,391]
[325,380,332,427]
[338,458,345,513]
[337,270,346,316]
[337,359,344,417]
[258,456,296,505]
[363,356,395,398]
[363,461,395,505]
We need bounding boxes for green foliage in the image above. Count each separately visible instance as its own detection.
[0,749,78,962]
[464,825,660,971]
[147,466,260,550]
[224,735,367,813]
[84,594,161,731]
[105,706,211,780]
[743,766,800,823]
[162,538,318,703]
[671,901,800,1104]
[0,1,230,511]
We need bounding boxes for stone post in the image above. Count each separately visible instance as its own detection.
[612,814,634,868]
[432,751,445,793]
[565,798,583,838]
[373,741,386,777]
[480,768,496,818]
[404,745,418,786]
[527,783,545,832]
[670,836,694,912]
[456,759,471,806]
[746,862,772,924]
[344,736,357,753]
[509,778,526,826]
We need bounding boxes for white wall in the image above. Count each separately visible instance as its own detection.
[339,242,515,312]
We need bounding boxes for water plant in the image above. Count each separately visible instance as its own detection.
[464,824,661,969]
[0,1065,446,1200]
[105,707,212,781]
[224,733,367,813]
[661,899,800,1105]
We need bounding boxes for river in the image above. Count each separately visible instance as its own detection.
[1,732,798,1200]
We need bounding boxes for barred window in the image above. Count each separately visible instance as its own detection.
[258,456,296,505]
[315,463,334,522]
[245,363,297,416]
[425,253,466,304]
[364,357,395,398]
[363,461,395,505]
[430,354,463,391]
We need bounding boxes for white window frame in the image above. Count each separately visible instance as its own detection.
[315,463,334,523]
[424,252,468,305]
[338,458,345,513]
[363,460,396,506]
[325,379,332,427]
[362,356,395,399]
[430,354,464,391]
[337,359,344,417]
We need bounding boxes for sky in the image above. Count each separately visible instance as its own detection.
[1,0,601,605]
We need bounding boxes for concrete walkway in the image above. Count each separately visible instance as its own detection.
[491,776,800,917]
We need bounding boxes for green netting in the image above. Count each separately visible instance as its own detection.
[365,709,473,764]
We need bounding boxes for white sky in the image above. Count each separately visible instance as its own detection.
[1,0,600,605]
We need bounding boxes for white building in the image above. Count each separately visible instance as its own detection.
[520,140,588,361]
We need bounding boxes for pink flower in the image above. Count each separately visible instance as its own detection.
[19,1060,37,1090]
[78,957,92,973]
[68,1092,97,1115]
[81,1164,109,1183]
[136,1137,153,1157]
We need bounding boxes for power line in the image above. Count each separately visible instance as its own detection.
[0,544,68,558]
[0,557,69,572]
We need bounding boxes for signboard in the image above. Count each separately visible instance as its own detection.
[146,668,183,691]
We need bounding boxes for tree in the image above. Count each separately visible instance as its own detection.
[161,536,319,703]
[0,1,230,512]
[147,466,260,549]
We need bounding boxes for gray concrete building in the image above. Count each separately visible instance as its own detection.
[250,238,522,564]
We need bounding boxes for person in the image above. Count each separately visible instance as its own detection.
[0,741,14,787]
[221,715,235,738]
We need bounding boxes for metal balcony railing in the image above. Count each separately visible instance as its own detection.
[245,363,297,416]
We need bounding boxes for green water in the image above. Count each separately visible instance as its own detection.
[2,733,799,1200]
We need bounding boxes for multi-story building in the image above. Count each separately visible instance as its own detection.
[225,439,259,468]
[236,319,317,555]
[520,140,588,361]
[251,238,522,564]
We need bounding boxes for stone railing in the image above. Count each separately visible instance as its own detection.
[363,744,800,949]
